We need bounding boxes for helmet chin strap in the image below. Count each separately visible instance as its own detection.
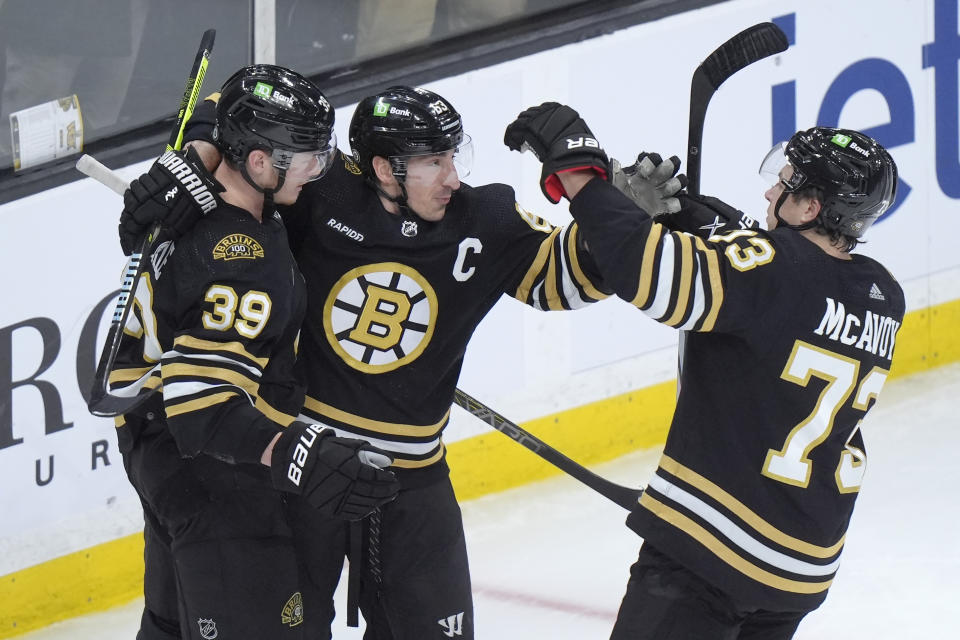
[370,174,422,220]
[773,189,818,232]
[240,159,287,217]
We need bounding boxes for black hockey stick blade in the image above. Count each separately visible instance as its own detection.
[453,388,643,511]
[87,29,216,417]
[686,22,788,195]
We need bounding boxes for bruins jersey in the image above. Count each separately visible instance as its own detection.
[570,179,905,611]
[278,151,609,486]
[109,203,307,465]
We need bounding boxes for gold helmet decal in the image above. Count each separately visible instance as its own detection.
[324,262,437,373]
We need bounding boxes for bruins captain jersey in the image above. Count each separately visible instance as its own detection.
[276,151,609,484]
[108,203,307,465]
[569,179,905,611]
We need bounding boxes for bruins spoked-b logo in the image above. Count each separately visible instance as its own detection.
[324,262,437,373]
[212,234,264,261]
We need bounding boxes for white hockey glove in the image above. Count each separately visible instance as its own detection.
[611,152,685,217]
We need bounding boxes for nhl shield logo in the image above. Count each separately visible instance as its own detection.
[197,618,218,639]
[401,220,418,237]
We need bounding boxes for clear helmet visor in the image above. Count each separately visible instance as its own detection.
[273,131,338,183]
[759,141,806,191]
[394,134,474,182]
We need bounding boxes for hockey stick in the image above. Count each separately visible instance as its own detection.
[677,22,788,383]
[686,22,788,195]
[453,388,642,510]
[75,160,647,513]
[83,28,216,417]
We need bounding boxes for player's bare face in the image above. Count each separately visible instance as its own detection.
[403,151,461,222]
[764,165,805,229]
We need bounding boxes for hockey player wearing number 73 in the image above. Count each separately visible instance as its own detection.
[504,102,904,640]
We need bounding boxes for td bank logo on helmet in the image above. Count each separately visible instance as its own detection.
[831,133,871,158]
[373,99,411,117]
[253,81,293,107]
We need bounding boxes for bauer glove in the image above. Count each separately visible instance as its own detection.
[118,147,221,255]
[660,193,759,238]
[270,421,400,521]
[504,102,609,203]
[611,152,686,217]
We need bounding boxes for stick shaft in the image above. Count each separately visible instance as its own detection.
[453,388,643,510]
[87,29,216,417]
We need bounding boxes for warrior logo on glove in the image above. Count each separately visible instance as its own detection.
[155,150,219,213]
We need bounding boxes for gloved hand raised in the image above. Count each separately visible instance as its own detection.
[271,421,400,521]
[611,152,686,216]
[118,147,221,255]
[504,102,609,204]
[660,193,760,238]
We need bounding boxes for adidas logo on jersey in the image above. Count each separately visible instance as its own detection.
[438,612,464,637]
[869,283,885,300]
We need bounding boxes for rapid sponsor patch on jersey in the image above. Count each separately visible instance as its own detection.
[212,234,264,260]
[323,262,437,373]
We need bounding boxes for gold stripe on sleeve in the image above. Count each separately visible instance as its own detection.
[694,236,724,332]
[514,228,563,302]
[631,223,665,309]
[665,232,695,327]
[172,335,269,368]
[165,390,240,418]
[565,225,608,301]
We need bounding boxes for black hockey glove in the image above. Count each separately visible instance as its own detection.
[658,193,760,239]
[270,421,400,521]
[504,102,609,204]
[118,147,221,255]
[611,152,686,216]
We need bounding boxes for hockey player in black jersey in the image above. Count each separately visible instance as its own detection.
[506,103,904,639]
[116,84,675,638]
[110,65,398,640]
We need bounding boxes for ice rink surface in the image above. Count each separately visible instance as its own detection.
[22,362,960,639]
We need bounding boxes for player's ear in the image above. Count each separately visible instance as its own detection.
[371,156,395,186]
[246,149,271,176]
[802,197,822,224]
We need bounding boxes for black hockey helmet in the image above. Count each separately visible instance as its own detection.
[214,64,336,177]
[348,85,471,181]
[760,127,897,238]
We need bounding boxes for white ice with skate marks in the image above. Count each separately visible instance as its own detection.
[22,363,960,639]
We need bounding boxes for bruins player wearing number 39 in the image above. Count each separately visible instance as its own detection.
[109,66,399,640]
[115,84,663,637]
[505,103,904,640]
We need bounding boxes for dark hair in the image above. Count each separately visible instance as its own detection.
[790,184,861,253]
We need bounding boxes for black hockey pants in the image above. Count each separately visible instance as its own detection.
[286,474,474,639]
[610,544,808,640]
[119,413,306,640]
